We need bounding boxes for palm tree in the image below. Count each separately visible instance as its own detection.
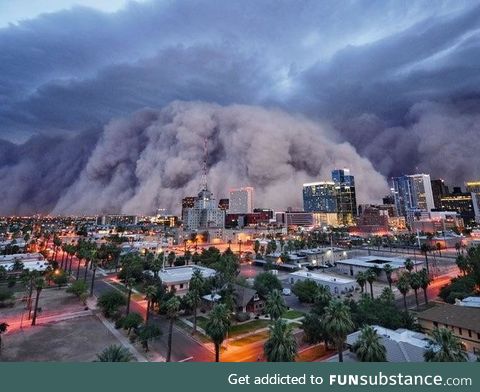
[355,272,367,293]
[409,272,422,308]
[31,277,45,326]
[188,269,205,333]
[264,319,297,362]
[125,277,135,315]
[323,299,354,362]
[396,273,410,311]
[420,243,430,275]
[0,322,8,353]
[96,345,134,362]
[165,296,181,362]
[419,268,431,305]
[144,285,157,325]
[90,259,98,296]
[383,264,393,289]
[404,258,414,273]
[424,328,468,362]
[205,303,231,362]
[265,290,287,321]
[353,326,387,362]
[365,268,376,299]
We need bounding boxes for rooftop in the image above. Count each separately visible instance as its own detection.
[290,270,355,284]
[336,256,419,269]
[158,265,216,284]
[417,303,480,332]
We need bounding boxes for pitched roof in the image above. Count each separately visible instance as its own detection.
[233,284,257,308]
[417,303,480,332]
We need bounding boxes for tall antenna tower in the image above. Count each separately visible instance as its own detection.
[202,137,208,191]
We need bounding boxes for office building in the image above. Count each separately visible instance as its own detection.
[181,197,195,222]
[185,188,225,230]
[303,181,337,213]
[466,181,480,223]
[431,179,449,210]
[392,174,435,219]
[96,214,138,226]
[228,187,254,214]
[218,198,229,211]
[332,169,357,226]
[440,188,476,226]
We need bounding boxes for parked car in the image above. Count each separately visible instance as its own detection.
[282,288,291,296]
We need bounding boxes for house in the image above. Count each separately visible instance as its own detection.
[417,303,480,354]
[158,265,216,296]
[233,284,265,315]
[334,256,421,282]
[289,271,357,295]
[345,325,430,362]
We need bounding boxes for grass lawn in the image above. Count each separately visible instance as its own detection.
[229,330,269,347]
[229,319,270,337]
[282,309,305,320]
[175,320,211,344]
[192,316,270,338]
[297,344,328,362]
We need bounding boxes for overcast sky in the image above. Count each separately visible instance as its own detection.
[0,0,479,214]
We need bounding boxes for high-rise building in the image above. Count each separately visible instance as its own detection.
[332,169,357,226]
[228,187,254,214]
[181,197,196,222]
[440,187,477,226]
[302,181,337,213]
[218,198,229,211]
[466,181,480,223]
[392,174,435,219]
[431,179,449,210]
[183,138,225,231]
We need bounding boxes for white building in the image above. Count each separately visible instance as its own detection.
[158,265,216,296]
[289,270,357,295]
[229,187,254,214]
[335,256,421,282]
[185,188,225,231]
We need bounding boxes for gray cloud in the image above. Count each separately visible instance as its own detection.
[0,0,479,214]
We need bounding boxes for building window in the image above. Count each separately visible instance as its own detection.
[469,330,472,338]
[180,284,184,289]
[433,322,438,327]
[459,328,462,336]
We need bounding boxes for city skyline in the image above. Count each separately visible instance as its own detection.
[1,1,480,215]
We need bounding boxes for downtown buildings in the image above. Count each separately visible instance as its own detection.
[302,168,357,227]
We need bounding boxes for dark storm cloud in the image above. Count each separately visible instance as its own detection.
[0,0,479,214]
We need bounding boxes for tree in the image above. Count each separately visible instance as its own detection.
[205,303,231,362]
[421,243,430,275]
[96,345,134,362]
[409,272,422,308]
[265,290,287,321]
[424,328,468,362]
[322,300,354,362]
[144,285,157,325]
[66,280,88,305]
[404,258,414,273]
[31,277,45,326]
[137,325,162,352]
[264,319,297,362]
[165,296,181,362]
[419,268,431,305]
[122,312,143,335]
[98,291,126,318]
[167,251,176,267]
[292,280,320,303]
[0,322,8,353]
[253,240,260,255]
[352,326,387,362]
[365,268,377,299]
[383,264,393,289]
[396,273,410,311]
[356,272,367,293]
[125,278,136,315]
[253,272,282,298]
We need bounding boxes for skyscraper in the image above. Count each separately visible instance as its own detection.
[183,139,225,230]
[228,187,254,214]
[431,179,449,210]
[466,181,480,222]
[302,181,337,213]
[392,174,435,218]
[332,169,357,226]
